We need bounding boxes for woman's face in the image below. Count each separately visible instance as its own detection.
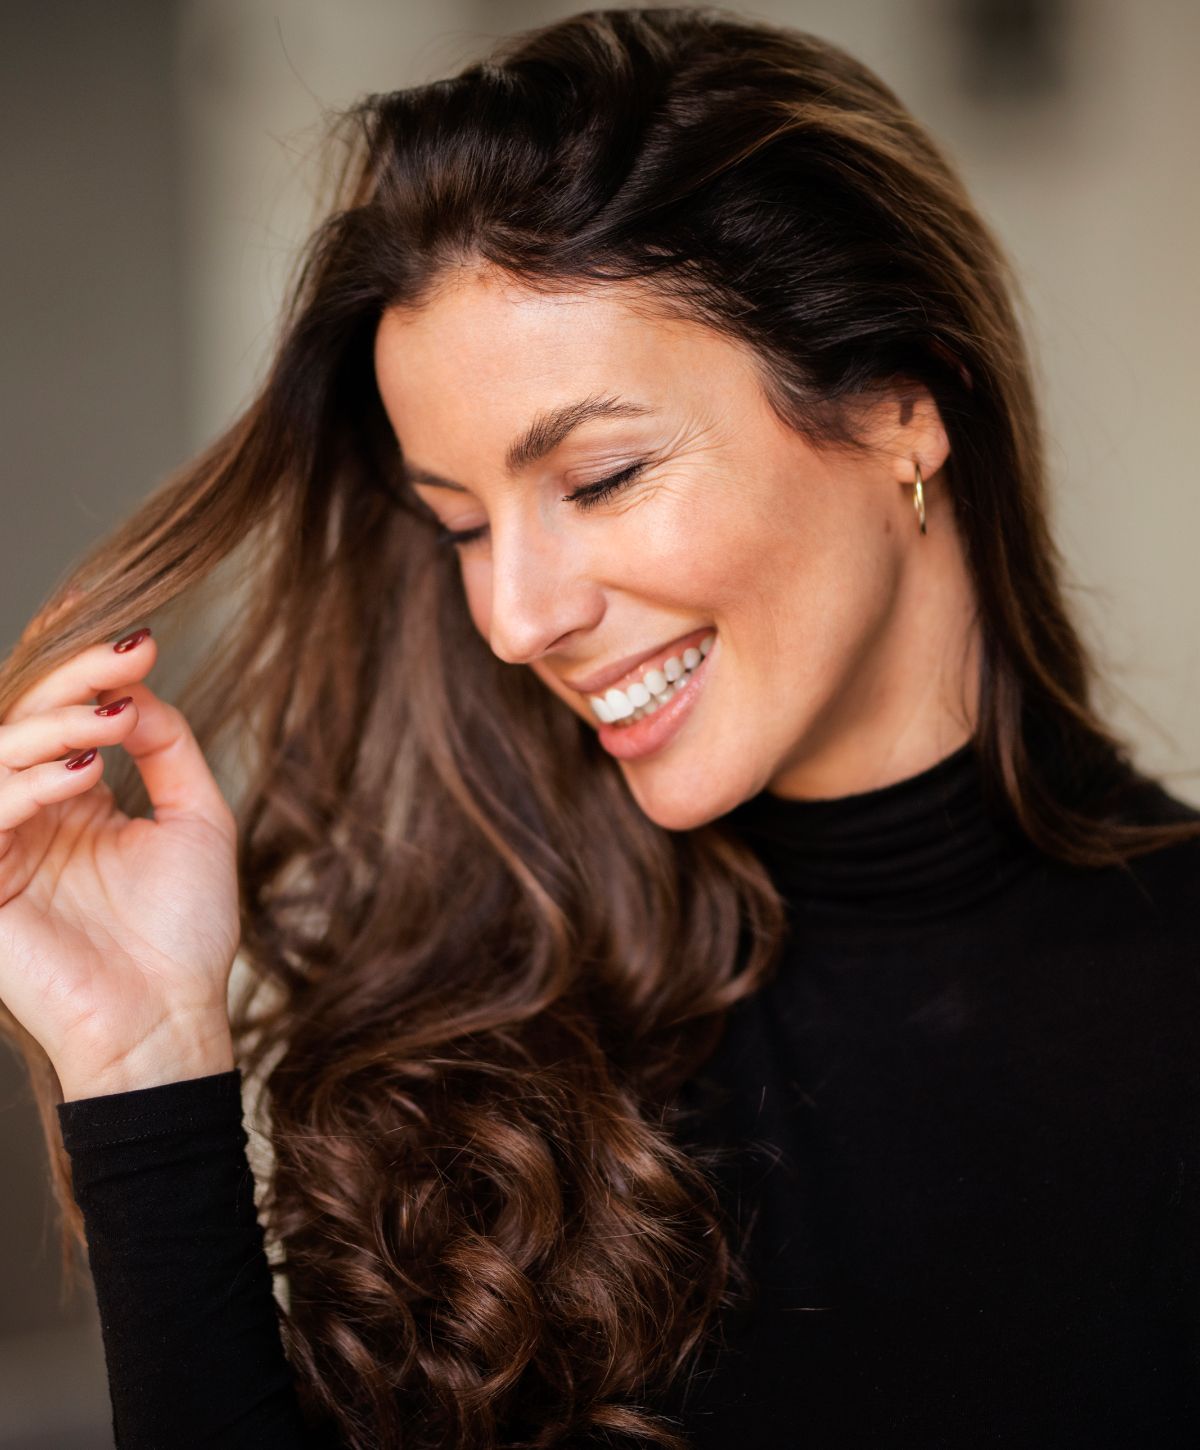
[373,264,962,831]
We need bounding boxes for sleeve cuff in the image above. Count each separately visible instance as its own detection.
[57,1068,245,1154]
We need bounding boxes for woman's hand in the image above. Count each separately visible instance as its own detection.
[0,624,241,1101]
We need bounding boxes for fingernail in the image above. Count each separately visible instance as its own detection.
[94,696,133,717]
[113,627,152,653]
[65,749,98,770]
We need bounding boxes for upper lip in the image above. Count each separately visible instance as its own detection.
[558,627,713,698]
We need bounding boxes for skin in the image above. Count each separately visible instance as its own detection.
[0,619,239,1099]
[373,263,982,833]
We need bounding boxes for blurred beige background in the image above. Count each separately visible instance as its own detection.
[1,1,1197,1443]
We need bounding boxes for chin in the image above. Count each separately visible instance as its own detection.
[618,764,749,833]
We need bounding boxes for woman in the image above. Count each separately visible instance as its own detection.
[2,7,1197,1447]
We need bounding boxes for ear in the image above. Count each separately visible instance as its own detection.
[868,379,951,489]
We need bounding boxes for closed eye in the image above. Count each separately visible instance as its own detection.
[435,459,650,549]
[561,458,649,509]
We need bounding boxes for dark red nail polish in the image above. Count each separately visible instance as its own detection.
[95,696,133,717]
[113,627,151,653]
[65,749,98,770]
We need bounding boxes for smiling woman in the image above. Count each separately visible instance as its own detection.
[2,7,1199,1450]
[371,273,964,818]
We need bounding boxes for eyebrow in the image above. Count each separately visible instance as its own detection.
[401,394,657,492]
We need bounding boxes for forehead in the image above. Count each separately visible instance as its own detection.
[371,266,751,441]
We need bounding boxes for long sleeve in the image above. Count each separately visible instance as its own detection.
[56,1069,320,1449]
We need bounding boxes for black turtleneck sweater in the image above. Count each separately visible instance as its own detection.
[55,740,1200,1448]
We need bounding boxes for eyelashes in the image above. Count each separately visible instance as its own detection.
[562,458,649,509]
[435,459,651,550]
[435,521,489,549]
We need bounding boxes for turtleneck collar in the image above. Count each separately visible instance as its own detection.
[721,738,1042,931]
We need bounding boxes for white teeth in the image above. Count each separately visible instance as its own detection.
[587,633,716,726]
[604,687,634,720]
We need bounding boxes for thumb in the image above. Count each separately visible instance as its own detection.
[110,681,236,834]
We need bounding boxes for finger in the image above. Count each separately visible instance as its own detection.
[115,681,235,832]
[0,697,138,771]
[4,628,156,726]
[0,747,106,835]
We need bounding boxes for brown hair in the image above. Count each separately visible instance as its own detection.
[4,7,1198,1446]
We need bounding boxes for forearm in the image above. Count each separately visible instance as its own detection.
[58,1070,317,1447]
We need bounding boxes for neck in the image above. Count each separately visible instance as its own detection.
[724,734,1041,934]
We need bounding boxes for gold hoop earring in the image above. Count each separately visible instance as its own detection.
[911,460,927,535]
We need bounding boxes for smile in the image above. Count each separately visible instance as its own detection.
[589,633,715,726]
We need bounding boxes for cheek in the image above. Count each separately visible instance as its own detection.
[664,468,891,682]
[654,478,816,623]
[608,477,789,607]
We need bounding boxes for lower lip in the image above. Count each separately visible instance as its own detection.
[594,639,716,761]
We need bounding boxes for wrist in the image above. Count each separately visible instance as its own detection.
[57,1015,235,1102]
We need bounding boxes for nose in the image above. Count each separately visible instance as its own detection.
[485,513,605,666]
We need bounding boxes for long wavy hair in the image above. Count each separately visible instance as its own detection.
[4,7,1199,1447]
